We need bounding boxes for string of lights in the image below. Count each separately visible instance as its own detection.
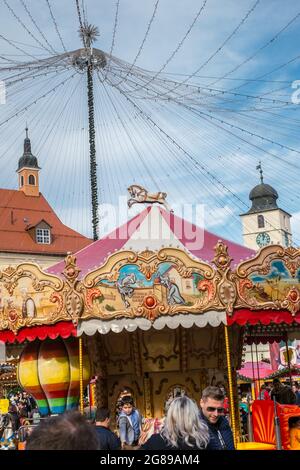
[45,0,67,52]
[0,2,299,245]
[104,0,120,76]
[19,0,58,55]
[2,0,54,55]
[114,0,160,87]
[128,0,208,93]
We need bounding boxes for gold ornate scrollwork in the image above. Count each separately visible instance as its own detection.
[63,253,81,281]
[49,292,64,318]
[218,279,236,315]
[236,245,299,278]
[137,260,159,281]
[211,241,237,315]
[85,288,103,311]
[1,243,299,334]
[197,279,216,307]
[282,287,300,315]
[136,299,168,322]
[234,245,300,313]
[61,254,85,325]
[0,262,66,334]
[81,247,219,321]
[237,278,253,301]
[213,241,232,271]
[277,246,300,278]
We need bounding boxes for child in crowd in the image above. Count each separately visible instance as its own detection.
[117,395,142,449]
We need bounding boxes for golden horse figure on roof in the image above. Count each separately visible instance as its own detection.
[127,184,172,212]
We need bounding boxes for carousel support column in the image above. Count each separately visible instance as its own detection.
[79,337,84,414]
[250,340,257,399]
[285,335,293,387]
[179,327,188,373]
[85,334,108,409]
[95,335,108,409]
[130,331,146,414]
[143,372,153,418]
[224,324,238,447]
[255,343,261,396]
[130,331,143,378]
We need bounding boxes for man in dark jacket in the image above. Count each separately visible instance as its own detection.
[200,386,235,450]
[95,408,121,450]
[270,378,296,404]
[292,383,300,405]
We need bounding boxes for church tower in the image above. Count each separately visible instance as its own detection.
[17,127,40,197]
[240,163,292,250]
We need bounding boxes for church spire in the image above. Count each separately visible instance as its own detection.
[23,124,32,155]
[17,126,40,197]
[18,126,39,171]
[256,161,264,184]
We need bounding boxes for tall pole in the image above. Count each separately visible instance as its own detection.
[87,57,99,241]
[77,16,100,241]
[224,324,237,447]
[255,343,261,396]
[79,337,84,414]
[285,335,293,387]
[250,342,257,399]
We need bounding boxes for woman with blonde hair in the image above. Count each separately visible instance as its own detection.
[142,395,209,450]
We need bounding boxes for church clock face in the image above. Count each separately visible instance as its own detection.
[256,232,271,247]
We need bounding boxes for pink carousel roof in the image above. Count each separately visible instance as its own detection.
[48,205,254,278]
[238,361,275,380]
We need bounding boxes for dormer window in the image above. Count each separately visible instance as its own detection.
[36,228,50,244]
[28,174,35,185]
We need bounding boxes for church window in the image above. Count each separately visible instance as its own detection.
[284,232,289,247]
[257,214,265,228]
[36,228,51,244]
[28,174,35,185]
[20,175,24,186]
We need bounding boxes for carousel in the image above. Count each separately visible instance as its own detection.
[0,191,299,448]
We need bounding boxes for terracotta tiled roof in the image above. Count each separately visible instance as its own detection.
[0,189,92,255]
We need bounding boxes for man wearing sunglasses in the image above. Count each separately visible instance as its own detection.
[199,386,235,450]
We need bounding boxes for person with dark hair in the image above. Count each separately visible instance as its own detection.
[25,411,100,450]
[292,383,300,405]
[199,386,235,450]
[94,408,121,450]
[270,378,296,404]
[8,404,20,432]
[118,396,142,449]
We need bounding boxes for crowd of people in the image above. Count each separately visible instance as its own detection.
[1,391,40,434]
[25,386,235,451]
[256,379,299,404]
[1,380,300,450]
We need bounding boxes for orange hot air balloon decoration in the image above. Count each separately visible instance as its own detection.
[17,337,91,415]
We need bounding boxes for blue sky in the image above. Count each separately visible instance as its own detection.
[0,0,300,247]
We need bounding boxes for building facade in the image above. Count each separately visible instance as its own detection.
[240,166,292,250]
[0,128,91,269]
